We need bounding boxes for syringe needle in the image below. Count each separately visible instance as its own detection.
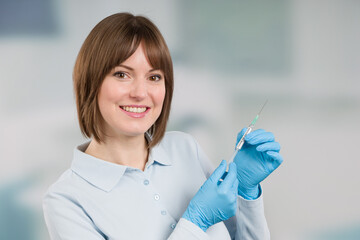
[250,99,268,126]
[257,99,268,116]
[228,100,268,165]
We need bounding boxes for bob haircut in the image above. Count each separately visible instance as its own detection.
[73,12,173,148]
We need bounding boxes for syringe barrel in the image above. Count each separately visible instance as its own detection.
[235,126,253,150]
[228,148,239,165]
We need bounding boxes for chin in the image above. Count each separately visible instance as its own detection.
[107,121,154,138]
[119,126,150,137]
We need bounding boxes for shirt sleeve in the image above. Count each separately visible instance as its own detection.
[43,189,106,240]
[191,135,271,240]
[167,218,210,240]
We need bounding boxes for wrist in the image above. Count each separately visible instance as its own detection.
[182,208,209,232]
[238,184,261,200]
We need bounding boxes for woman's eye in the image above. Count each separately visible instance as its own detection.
[113,71,127,79]
[149,75,162,81]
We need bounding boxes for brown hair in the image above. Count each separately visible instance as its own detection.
[73,12,173,148]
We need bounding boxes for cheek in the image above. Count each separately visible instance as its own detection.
[98,87,110,113]
[155,85,166,107]
[98,81,123,118]
[99,80,126,104]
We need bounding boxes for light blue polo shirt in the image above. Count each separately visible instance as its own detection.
[43,131,269,239]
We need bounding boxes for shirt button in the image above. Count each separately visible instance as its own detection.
[154,194,160,201]
[143,179,149,185]
[170,223,176,229]
[161,210,167,215]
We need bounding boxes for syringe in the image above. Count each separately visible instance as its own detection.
[228,100,268,165]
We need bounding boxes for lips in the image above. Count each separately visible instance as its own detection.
[119,105,150,118]
[120,106,147,113]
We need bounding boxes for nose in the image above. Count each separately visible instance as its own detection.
[129,79,148,100]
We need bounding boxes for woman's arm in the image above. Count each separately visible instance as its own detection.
[167,160,238,240]
[191,134,272,240]
[43,190,106,240]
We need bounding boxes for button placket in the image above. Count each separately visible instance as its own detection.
[141,172,175,224]
[154,194,160,201]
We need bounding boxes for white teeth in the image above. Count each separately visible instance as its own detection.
[121,106,147,113]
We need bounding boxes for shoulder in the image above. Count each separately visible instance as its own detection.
[162,131,197,144]
[159,131,199,152]
[156,131,209,183]
[152,131,203,166]
[43,169,83,206]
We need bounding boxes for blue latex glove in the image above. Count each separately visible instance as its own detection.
[234,128,283,200]
[182,160,239,232]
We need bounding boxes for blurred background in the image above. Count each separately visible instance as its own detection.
[0,0,359,239]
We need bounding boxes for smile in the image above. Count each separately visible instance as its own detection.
[120,106,148,113]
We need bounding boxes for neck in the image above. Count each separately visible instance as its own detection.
[85,134,149,171]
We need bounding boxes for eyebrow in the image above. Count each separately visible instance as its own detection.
[117,64,161,73]
[118,64,134,71]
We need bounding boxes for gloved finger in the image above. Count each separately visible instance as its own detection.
[229,163,239,194]
[245,129,271,141]
[208,160,227,184]
[241,128,265,140]
[219,162,237,191]
[256,142,281,152]
[266,151,284,165]
[245,131,275,145]
[237,128,266,142]
[232,176,239,194]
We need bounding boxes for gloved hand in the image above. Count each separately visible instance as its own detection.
[234,128,283,200]
[182,160,239,232]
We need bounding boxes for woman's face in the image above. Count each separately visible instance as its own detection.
[98,43,166,139]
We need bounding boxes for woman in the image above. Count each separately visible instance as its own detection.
[43,12,283,239]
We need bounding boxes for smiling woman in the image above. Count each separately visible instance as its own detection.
[96,43,166,144]
[42,12,283,240]
[73,13,173,148]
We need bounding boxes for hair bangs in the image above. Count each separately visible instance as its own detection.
[142,33,167,72]
[108,29,142,74]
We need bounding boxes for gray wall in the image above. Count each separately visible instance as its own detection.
[0,0,359,239]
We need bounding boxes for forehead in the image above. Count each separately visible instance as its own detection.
[119,43,153,68]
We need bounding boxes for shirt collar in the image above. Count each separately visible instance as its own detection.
[71,142,127,192]
[146,142,172,168]
[71,140,172,192]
